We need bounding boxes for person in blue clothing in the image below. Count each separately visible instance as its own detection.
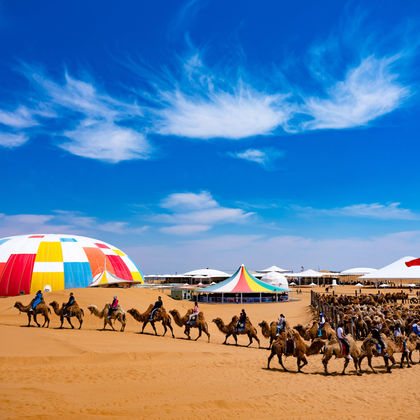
[412,320,420,336]
[29,290,43,312]
[318,312,326,337]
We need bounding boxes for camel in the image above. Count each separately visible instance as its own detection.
[49,301,84,329]
[267,330,325,372]
[359,335,397,373]
[127,304,174,337]
[212,316,260,348]
[294,321,335,341]
[393,334,418,368]
[87,303,126,332]
[322,336,362,375]
[14,301,50,328]
[259,320,284,348]
[169,309,210,342]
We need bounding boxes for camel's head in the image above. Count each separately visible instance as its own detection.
[231,315,238,323]
[212,317,222,324]
[127,308,137,317]
[258,321,268,328]
[14,302,21,311]
[49,301,58,308]
[87,305,97,314]
[169,309,177,317]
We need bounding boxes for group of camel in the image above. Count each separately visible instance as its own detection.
[13,296,420,376]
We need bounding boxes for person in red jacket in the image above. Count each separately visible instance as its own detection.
[107,296,118,319]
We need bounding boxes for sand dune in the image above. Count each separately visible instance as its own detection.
[0,286,418,419]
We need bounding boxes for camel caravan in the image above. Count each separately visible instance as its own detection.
[12,289,420,375]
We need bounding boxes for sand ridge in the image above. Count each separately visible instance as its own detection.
[0,286,419,419]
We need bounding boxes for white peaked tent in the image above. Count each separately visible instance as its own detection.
[89,270,135,287]
[340,267,377,276]
[184,268,230,278]
[360,256,420,286]
[258,265,288,273]
[261,271,289,288]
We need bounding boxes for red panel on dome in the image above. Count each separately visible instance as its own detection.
[231,267,252,292]
[107,255,133,281]
[0,254,36,296]
[28,235,44,238]
[95,243,110,249]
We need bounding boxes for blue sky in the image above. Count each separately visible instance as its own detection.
[0,1,419,273]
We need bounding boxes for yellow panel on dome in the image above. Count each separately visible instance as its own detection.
[30,272,65,293]
[35,242,63,262]
[131,271,143,282]
[112,249,125,256]
[99,272,108,285]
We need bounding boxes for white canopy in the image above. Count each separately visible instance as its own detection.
[355,283,363,287]
[89,270,134,287]
[360,256,420,280]
[379,283,389,288]
[183,268,230,277]
[340,267,377,276]
[309,282,316,286]
[261,271,289,288]
[287,269,324,278]
[258,265,288,273]
[289,282,296,286]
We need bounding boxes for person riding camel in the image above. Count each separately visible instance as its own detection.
[236,309,247,332]
[29,290,43,312]
[107,296,118,319]
[318,312,326,337]
[63,292,75,317]
[336,322,352,360]
[277,314,286,336]
[187,301,199,325]
[372,322,387,355]
[149,296,163,320]
[394,322,408,353]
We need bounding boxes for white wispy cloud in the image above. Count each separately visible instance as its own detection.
[157,191,254,235]
[227,147,285,168]
[0,106,39,129]
[301,55,411,130]
[0,210,148,237]
[295,202,419,220]
[0,132,29,148]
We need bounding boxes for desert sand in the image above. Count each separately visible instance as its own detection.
[0,286,418,420]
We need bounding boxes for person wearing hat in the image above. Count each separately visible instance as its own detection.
[277,314,286,336]
[336,322,351,359]
[107,296,119,319]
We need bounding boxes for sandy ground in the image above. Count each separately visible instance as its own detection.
[0,286,419,420]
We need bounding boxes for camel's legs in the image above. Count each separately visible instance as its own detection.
[78,316,83,329]
[384,356,391,373]
[247,333,253,347]
[322,354,330,375]
[194,327,202,341]
[150,321,158,336]
[26,313,31,327]
[233,333,238,346]
[168,322,174,338]
[33,313,41,328]
[66,317,74,329]
[342,358,349,375]
[141,319,149,333]
[366,356,376,374]
[353,357,361,375]
[223,333,232,345]
[205,328,210,343]
[59,316,64,329]
[267,349,275,369]
[298,356,308,372]
[255,335,261,349]
[277,354,288,371]
[42,315,49,328]
[162,322,167,336]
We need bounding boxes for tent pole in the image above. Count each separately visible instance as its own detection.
[260,292,262,303]
[241,293,243,304]
[222,292,224,303]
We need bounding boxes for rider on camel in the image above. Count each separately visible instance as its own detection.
[63,292,75,317]
[277,314,286,336]
[187,301,199,325]
[318,312,326,337]
[236,309,247,332]
[29,290,43,312]
[336,322,352,360]
[372,322,387,355]
[107,296,118,319]
[149,296,163,320]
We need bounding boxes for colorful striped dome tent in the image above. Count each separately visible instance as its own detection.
[0,234,144,296]
[195,265,290,303]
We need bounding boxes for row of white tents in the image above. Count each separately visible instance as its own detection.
[175,256,420,288]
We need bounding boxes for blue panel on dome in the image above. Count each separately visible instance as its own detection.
[0,238,10,246]
[60,238,77,242]
[64,262,93,288]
